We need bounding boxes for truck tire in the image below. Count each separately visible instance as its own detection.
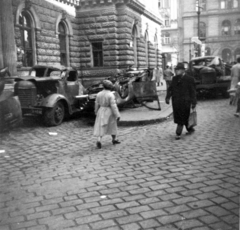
[43,101,65,126]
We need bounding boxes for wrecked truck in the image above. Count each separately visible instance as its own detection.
[14,65,89,126]
[188,56,231,97]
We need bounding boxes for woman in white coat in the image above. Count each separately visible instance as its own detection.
[93,80,121,149]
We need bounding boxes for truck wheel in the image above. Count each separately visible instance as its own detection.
[43,101,65,126]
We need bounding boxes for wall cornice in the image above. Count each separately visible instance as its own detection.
[76,0,163,25]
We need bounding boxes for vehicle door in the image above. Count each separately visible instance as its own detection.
[64,70,79,104]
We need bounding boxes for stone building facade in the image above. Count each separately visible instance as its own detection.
[4,0,163,86]
[178,0,240,63]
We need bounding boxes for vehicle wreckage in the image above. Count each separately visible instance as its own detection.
[187,56,231,97]
[84,68,161,112]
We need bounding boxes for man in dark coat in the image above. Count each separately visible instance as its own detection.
[165,62,197,140]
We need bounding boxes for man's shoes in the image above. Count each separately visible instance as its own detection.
[186,128,195,135]
[96,141,102,149]
[112,139,121,145]
[234,113,240,117]
[175,135,181,140]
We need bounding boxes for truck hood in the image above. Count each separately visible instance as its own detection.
[15,75,61,82]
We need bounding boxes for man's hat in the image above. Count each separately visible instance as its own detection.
[175,62,185,70]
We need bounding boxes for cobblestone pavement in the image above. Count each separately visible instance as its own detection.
[0,99,239,230]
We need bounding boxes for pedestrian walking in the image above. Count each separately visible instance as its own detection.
[93,80,121,149]
[163,65,174,90]
[153,67,163,86]
[229,56,240,117]
[165,62,197,140]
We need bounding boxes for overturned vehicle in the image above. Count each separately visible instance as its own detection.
[84,68,160,111]
[14,65,89,126]
[188,56,231,97]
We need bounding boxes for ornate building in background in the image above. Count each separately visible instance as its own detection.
[158,0,179,69]
[178,0,240,63]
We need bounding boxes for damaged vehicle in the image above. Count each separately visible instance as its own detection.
[14,65,89,126]
[84,68,155,111]
[188,56,231,97]
[0,67,22,132]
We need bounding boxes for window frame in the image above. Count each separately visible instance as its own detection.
[144,31,149,68]
[58,21,68,66]
[234,19,240,34]
[91,42,104,67]
[221,20,231,35]
[18,10,35,67]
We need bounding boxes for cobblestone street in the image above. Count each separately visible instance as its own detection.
[0,99,239,230]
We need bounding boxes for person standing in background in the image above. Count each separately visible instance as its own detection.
[163,65,174,90]
[229,56,240,117]
[154,67,163,86]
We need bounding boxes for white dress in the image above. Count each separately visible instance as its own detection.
[93,89,120,136]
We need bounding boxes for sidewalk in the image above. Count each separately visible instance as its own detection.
[119,82,173,126]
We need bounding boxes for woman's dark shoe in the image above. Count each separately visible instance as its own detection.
[112,139,121,145]
[96,141,102,149]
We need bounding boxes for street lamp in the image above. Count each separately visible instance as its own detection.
[196,1,203,56]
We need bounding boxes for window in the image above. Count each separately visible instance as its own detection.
[199,22,206,39]
[144,31,149,68]
[154,34,158,67]
[221,0,238,8]
[234,19,240,34]
[222,48,232,63]
[205,47,211,56]
[92,42,103,67]
[165,20,170,27]
[58,22,67,66]
[234,48,240,60]
[18,11,33,67]
[222,20,231,35]
[162,32,170,44]
[132,25,138,68]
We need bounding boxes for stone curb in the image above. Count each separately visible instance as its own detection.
[118,107,173,127]
[118,116,170,126]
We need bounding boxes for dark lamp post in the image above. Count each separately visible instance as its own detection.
[196,1,203,56]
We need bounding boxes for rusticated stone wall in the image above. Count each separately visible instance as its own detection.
[77,4,162,85]
[12,0,162,84]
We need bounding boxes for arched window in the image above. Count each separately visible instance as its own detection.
[199,22,206,39]
[234,48,240,60]
[58,21,67,66]
[18,11,34,67]
[144,31,149,68]
[234,19,240,34]
[205,47,211,56]
[222,20,231,35]
[55,12,73,67]
[154,33,158,67]
[222,48,232,63]
[132,24,138,68]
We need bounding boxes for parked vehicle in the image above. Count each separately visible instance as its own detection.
[0,67,22,132]
[188,56,231,97]
[14,65,89,126]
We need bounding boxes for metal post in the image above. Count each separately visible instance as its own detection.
[197,9,200,39]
